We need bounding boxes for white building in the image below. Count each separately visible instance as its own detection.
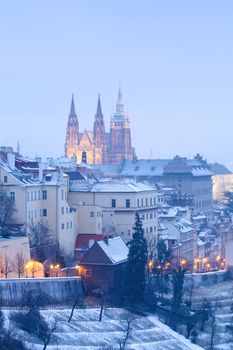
[68,180,158,254]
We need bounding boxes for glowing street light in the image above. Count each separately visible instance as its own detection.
[54,264,60,277]
[50,264,54,277]
[202,258,207,264]
[148,261,153,270]
[180,259,186,267]
[75,265,80,276]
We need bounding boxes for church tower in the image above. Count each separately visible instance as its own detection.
[65,94,79,158]
[109,87,136,164]
[93,94,107,164]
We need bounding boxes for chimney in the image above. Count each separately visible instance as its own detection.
[7,153,15,170]
[39,163,44,182]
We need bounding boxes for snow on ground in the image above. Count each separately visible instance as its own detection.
[13,308,203,349]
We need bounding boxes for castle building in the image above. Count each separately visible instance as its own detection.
[65,88,136,164]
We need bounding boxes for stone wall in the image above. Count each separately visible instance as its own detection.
[0,277,84,307]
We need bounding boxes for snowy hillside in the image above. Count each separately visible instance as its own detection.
[12,308,203,349]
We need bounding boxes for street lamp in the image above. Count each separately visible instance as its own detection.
[54,264,60,277]
[75,265,79,276]
[180,259,186,268]
[50,264,54,277]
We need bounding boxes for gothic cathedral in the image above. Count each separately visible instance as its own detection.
[65,88,136,164]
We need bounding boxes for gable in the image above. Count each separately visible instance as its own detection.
[79,130,93,148]
[80,242,113,265]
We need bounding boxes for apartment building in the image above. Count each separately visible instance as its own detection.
[0,160,77,257]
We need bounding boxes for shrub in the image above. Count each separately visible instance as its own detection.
[10,310,48,335]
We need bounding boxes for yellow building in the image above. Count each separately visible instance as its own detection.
[0,162,77,257]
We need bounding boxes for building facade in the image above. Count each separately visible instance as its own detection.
[118,155,213,217]
[68,180,158,255]
[0,159,77,257]
[65,88,136,165]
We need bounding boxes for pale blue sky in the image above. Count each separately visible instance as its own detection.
[0,1,233,167]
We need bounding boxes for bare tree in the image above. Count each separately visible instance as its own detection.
[14,251,26,278]
[210,317,217,350]
[118,317,135,350]
[1,255,13,278]
[0,186,16,238]
[38,317,58,350]
[68,296,85,323]
[28,219,51,261]
[99,291,105,322]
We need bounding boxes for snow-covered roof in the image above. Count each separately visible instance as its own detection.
[97,237,129,264]
[119,159,213,177]
[71,180,156,193]
[158,208,179,218]
[192,214,207,221]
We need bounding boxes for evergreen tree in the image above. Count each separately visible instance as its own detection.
[172,266,186,310]
[125,213,148,305]
[156,239,170,267]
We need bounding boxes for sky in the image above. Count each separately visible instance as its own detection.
[0,1,233,168]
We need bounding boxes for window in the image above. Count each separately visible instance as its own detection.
[141,198,143,207]
[3,176,7,183]
[31,191,33,201]
[112,199,116,208]
[61,189,64,200]
[150,227,153,233]
[34,190,37,200]
[137,199,140,207]
[150,198,152,206]
[67,222,69,229]
[128,230,131,236]
[150,213,153,219]
[10,191,15,201]
[146,198,148,206]
[85,269,91,277]
[98,223,100,229]
[90,211,94,217]
[61,207,64,215]
[42,190,47,200]
[27,192,29,201]
[142,214,145,220]
[154,226,157,231]
[42,209,47,217]
[70,221,72,229]
[38,190,41,200]
[154,197,156,205]
[126,199,130,208]
[61,223,64,230]
[66,207,68,214]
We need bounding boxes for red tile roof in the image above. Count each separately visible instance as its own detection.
[75,234,104,250]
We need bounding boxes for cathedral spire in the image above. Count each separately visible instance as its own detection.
[116,86,124,114]
[70,94,76,115]
[96,94,103,116]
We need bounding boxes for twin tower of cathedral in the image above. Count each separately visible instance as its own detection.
[65,88,136,164]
